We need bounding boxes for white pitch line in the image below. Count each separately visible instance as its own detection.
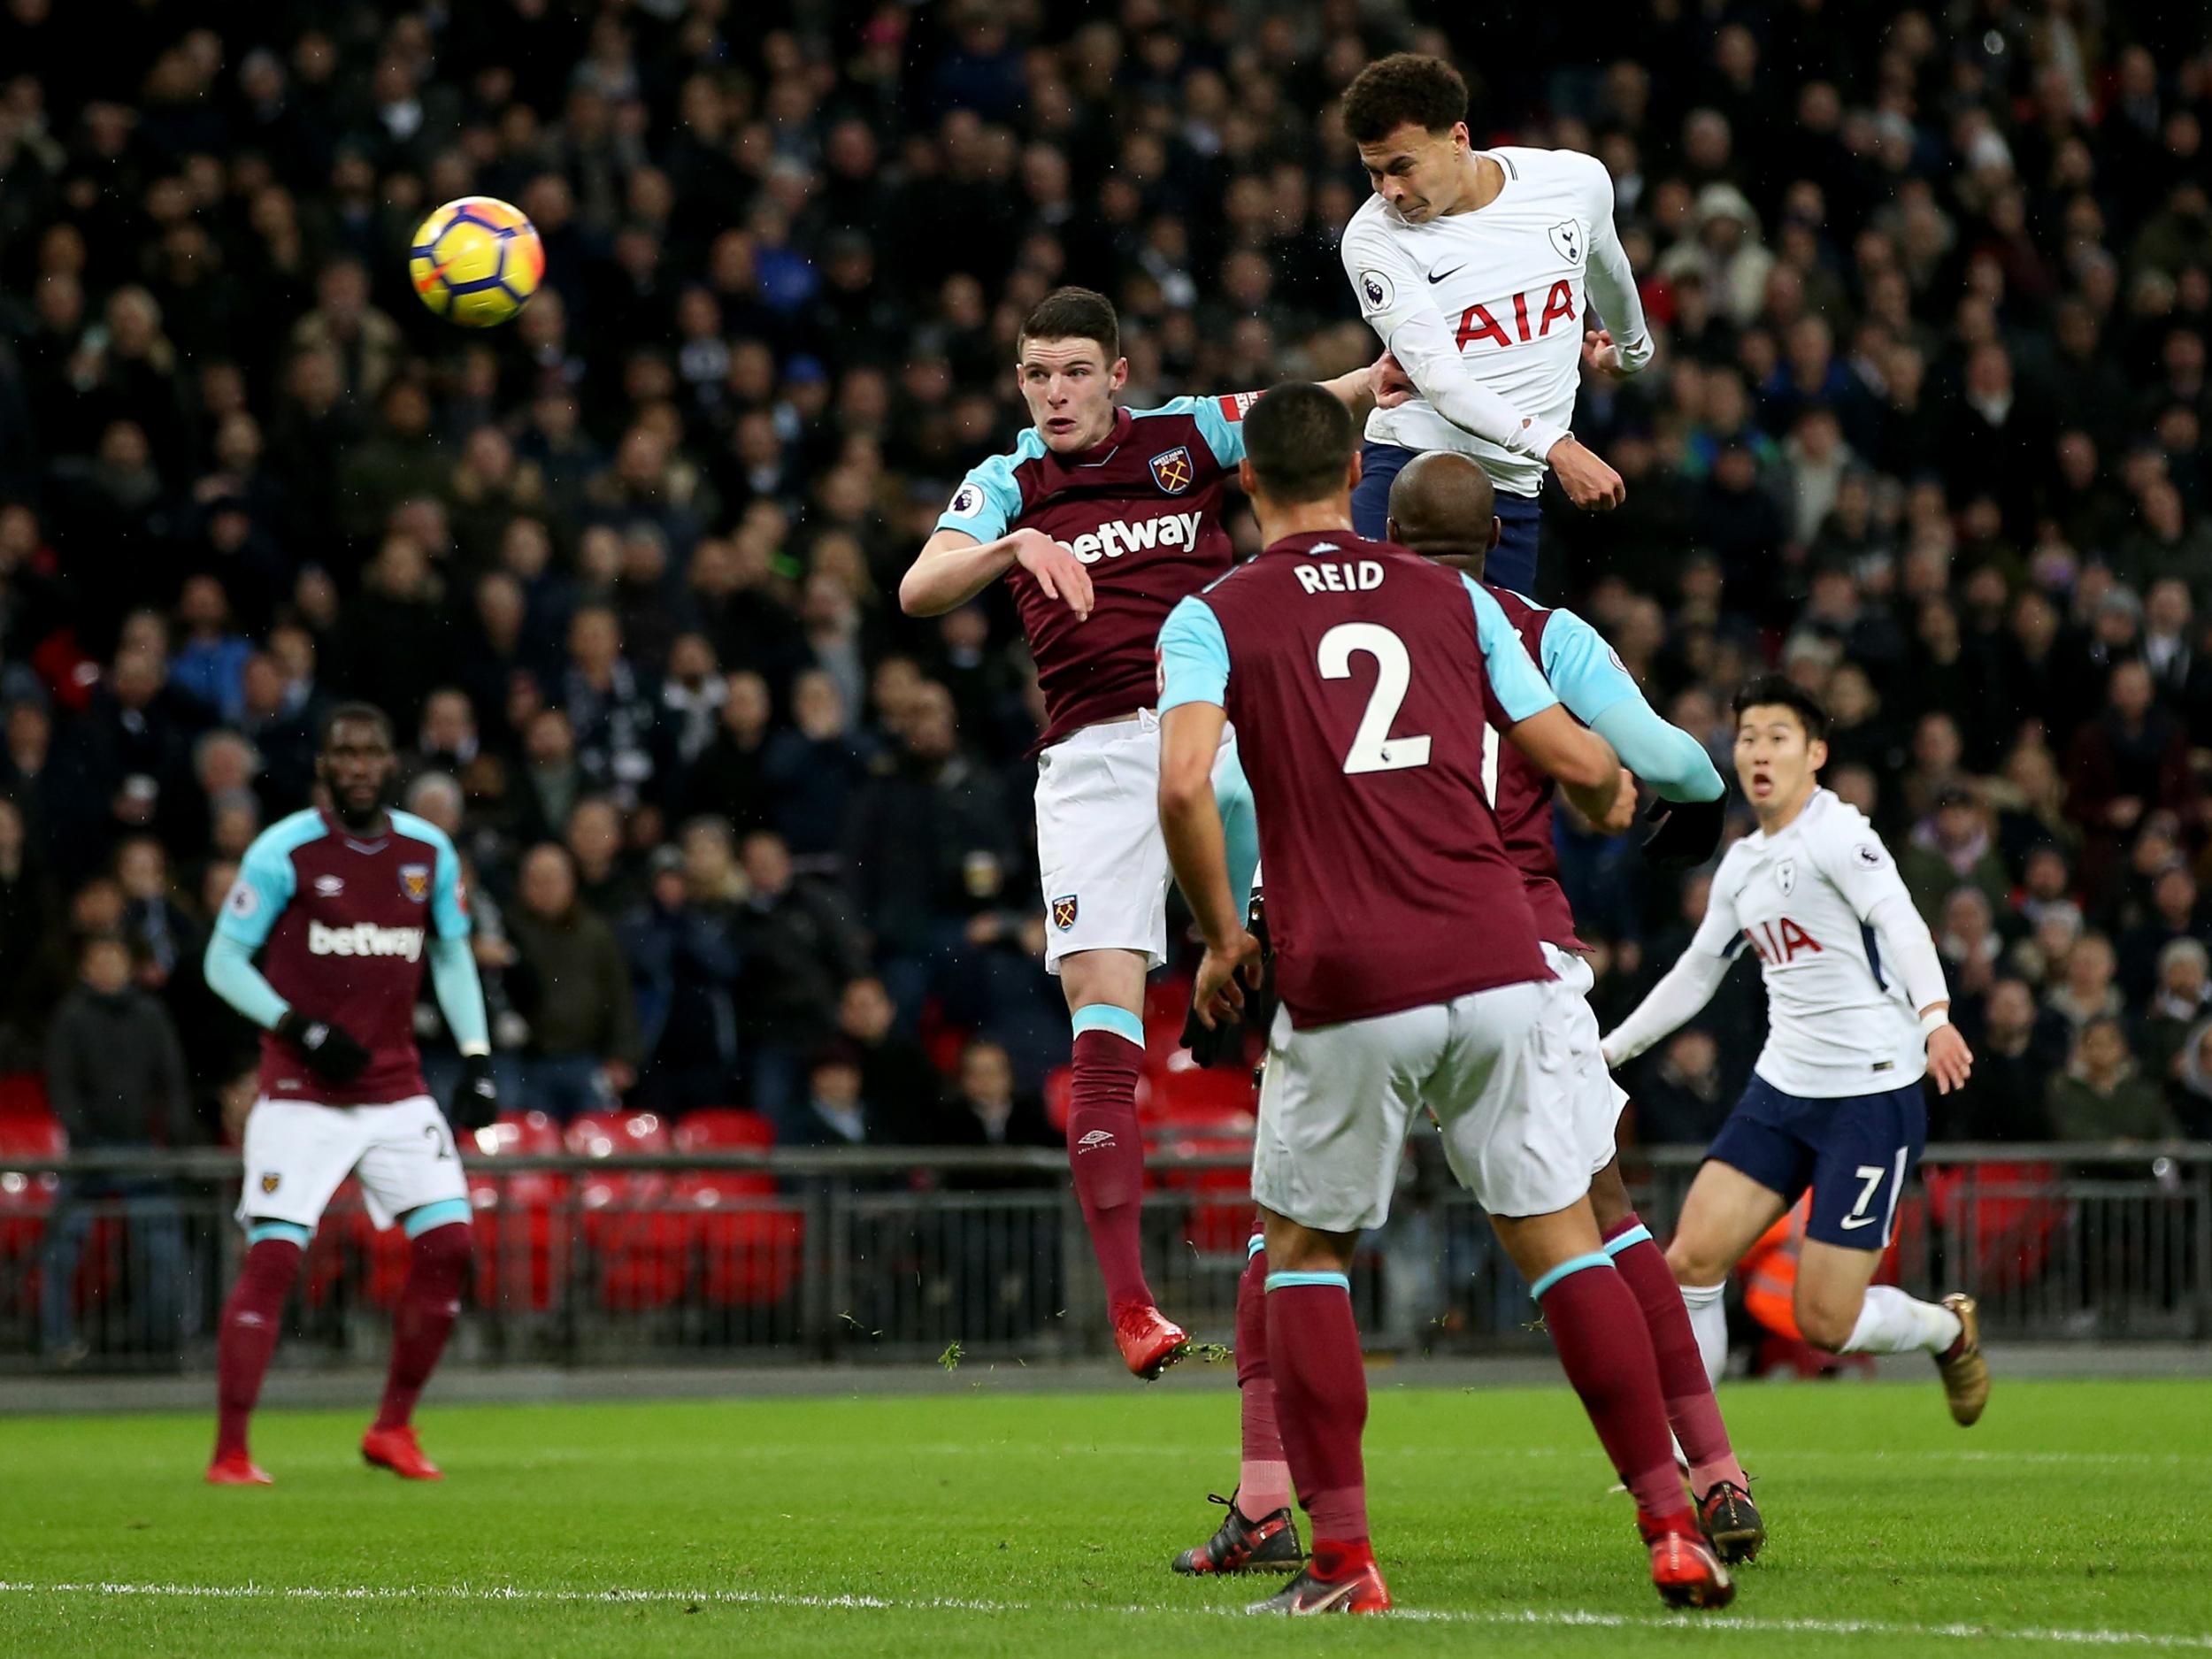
[4,1580,2209,1649]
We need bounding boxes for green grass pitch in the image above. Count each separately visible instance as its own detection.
[6,1378,2209,1656]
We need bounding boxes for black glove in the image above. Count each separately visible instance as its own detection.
[1179,894,1278,1069]
[1641,794,1726,872]
[276,1010,372,1085]
[448,1052,499,1131]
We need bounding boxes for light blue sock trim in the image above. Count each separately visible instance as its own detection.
[1247,1233,1266,1260]
[402,1198,472,1239]
[246,1220,311,1248]
[1264,1271,1350,1293]
[1071,1004,1145,1047]
[1602,1224,1654,1259]
[1529,1251,1615,1302]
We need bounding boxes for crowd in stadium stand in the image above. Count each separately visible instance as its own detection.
[2,0,2210,1159]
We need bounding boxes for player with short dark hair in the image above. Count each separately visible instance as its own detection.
[1337,51,1654,596]
[1156,381,1734,1614]
[1603,677,1991,1425]
[899,289,1381,1380]
[201,702,498,1485]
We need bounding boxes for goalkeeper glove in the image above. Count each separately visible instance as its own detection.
[276,1010,372,1085]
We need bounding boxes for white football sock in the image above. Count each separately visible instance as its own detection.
[1678,1281,1729,1387]
[1839,1286,1963,1356]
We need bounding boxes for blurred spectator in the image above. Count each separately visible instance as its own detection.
[1629,1029,1732,1147]
[2045,1015,2181,1143]
[503,843,640,1122]
[1937,978,2063,1142]
[773,1045,874,1149]
[2139,941,2212,1090]
[39,934,192,1363]
[735,829,865,1117]
[2045,933,2124,1040]
[1901,788,2011,923]
[619,834,741,1115]
[835,974,941,1137]
[933,1039,1060,1180]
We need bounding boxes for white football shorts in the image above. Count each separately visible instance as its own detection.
[1542,941,1632,1176]
[1033,710,1248,973]
[1251,970,1617,1233]
[236,1094,469,1233]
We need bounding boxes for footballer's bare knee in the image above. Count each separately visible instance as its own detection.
[1667,1235,1732,1288]
[1794,1290,1860,1353]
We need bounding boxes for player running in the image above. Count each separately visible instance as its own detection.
[899,286,1379,1379]
[1156,383,1734,1614]
[201,703,499,1484]
[1338,52,1653,595]
[1168,450,1762,1580]
[1601,679,1991,1424]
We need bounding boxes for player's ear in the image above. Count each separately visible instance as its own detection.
[1109,356,1129,393]
[1808,736,1829,773]
[1450,121,1471,154]
[1486,515,1501,552]
[1385,514,1401,542]
[1346,449,1363,493]
[1239,457,1257,496]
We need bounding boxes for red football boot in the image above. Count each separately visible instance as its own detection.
[1247,1543,1391,1615]
[1646,1515,1736,1609]
[1112,1302,1188,1380]
[204,1451,273,1486]
[361,1425,444,1480]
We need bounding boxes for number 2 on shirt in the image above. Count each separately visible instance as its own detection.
[1317,623,1432,776]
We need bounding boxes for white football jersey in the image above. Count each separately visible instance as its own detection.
[1341,146,1647,496]
[1692,789,1928,1096]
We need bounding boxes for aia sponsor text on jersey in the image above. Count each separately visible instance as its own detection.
[1455,281,1578,351]
[1744,918,1824,965]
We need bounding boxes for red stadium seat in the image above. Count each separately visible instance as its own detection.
[0,1114,64,1318]
[1148,1056,1258,1127]
[673,1110,803,1306]
[1924,1161,2062,1294]
[1156,1112,1256,1254]
[569,1111,682,1310]
[468,1111,569,1313]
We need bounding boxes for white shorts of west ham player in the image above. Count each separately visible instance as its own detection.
[235,1094,470,1233]
[1250,973,1617,1233]
[1033,710,1246,974]
[1541,941,1633,1173]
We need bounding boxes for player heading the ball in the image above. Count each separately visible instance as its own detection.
[1339,53,1655,595]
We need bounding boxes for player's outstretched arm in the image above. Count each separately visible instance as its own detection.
[1601,865,1744,1069]
[1315,356,1388,420]
[899,526,1094,619]
[1600,949,1732,1071]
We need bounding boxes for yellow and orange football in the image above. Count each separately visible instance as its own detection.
[409,196,544,327]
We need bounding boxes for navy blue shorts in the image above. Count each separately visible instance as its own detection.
[1349,442,1544,598]
[1704,1074,1928,1251]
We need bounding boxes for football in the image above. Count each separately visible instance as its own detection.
[408,196,544,327]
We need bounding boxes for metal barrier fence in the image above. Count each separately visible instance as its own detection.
[2,1144,2207,1373]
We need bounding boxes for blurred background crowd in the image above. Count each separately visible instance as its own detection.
[2,0,2210,1164]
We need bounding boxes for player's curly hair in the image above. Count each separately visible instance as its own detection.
[1732,674,1831,742]
[1341,53,1470,145]
[319,700,395,750]
[1019,287,1119,363]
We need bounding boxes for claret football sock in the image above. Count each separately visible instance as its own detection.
[1265,1275,1368,1545]
[1234,1234,1293,1520]
[373,1221,472,1433]
[1604,1218,1747,1496]
[214,1238,304,1461]
[1839,1285,1964,1356]
[1536,1256,1693,1526]
[1067,1023,1152,1312]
